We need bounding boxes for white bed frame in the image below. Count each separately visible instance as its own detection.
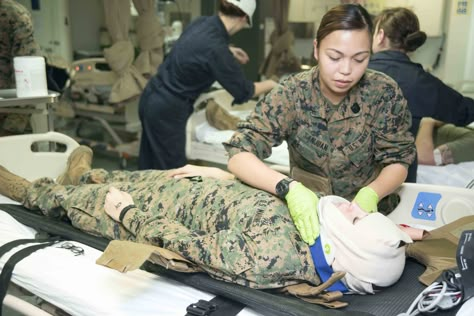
[0,131,79,181]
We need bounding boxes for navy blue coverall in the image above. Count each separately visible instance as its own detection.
[138,15,254,170]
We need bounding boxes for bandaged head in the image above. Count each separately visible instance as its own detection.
[318,196,413,294]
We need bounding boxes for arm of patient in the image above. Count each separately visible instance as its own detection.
[167,164,235,180]
[104,187,135,222]
[105,165,235,221]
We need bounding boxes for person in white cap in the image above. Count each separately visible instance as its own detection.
[138,0,278,171]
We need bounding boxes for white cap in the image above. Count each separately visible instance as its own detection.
[226,0,256,27]
[318,196,413,294]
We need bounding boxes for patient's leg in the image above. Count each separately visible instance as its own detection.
[24,177,133,240]
[56,145,93,185]
[80,168,170,184]
[205,99,240,130]
[0,165,31,202]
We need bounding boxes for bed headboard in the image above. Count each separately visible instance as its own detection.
[389,182,474,229]
[0,132,79,181]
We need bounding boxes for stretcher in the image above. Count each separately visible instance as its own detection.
[0,132,473,316]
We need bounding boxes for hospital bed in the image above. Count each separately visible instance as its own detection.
[1,132,474,316]
[57,58,141,169]
[186,89,474,188]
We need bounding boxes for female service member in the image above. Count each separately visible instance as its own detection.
[138,0,277,170]
[224,4,416,245]
[369,7,474,181]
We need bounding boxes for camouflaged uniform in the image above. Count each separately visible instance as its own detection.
[0,0,41,133]
[23,168,320,289]
[224,67,416,199]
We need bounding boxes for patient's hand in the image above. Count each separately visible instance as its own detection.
[104,187,135,221]
[167,164,235,180]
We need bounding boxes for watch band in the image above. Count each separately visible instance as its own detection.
[275,177,295,199]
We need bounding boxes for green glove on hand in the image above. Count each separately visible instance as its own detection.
[285,182,320,245]
[353,186,379,213]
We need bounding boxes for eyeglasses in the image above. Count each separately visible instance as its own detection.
[57,241,84,256]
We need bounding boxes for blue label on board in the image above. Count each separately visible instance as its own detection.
[411,192,442,221]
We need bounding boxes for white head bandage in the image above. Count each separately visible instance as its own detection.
[319,196,413,294]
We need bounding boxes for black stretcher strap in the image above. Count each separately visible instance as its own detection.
[0,204,109,250]
[0,237,58,257]
[0,238,59,315]
[185,296,245,316]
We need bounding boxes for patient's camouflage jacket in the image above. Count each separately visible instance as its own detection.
[25,169,320,289]
[224,67,416,199]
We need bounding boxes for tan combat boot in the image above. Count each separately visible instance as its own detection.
[0,165,31,202]
[205,100,240,130]
[56,145,93,185]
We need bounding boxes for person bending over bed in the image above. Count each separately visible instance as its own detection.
[0,146,411,294]
[416,117,474,166]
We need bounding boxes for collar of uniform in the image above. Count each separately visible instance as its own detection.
[212,15,230,42]
[371,50,410,63]
[311,67,362,122]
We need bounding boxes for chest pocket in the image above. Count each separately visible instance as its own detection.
[292,127,330,166]
[341,128,373,168]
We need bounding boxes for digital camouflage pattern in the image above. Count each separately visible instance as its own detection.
[0,0,41,88]
[224,67,416,199]
[24,168,320,289]
[0,0,41,133]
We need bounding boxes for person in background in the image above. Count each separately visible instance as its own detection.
[416,117,474,166]
[369,7,474,180]
[0,0,42,136]
[224,4,416,245]
[138,0,278,170]
[0,145,412,294]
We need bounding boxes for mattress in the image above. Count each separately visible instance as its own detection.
[417,161,474,188]
[0,195,262,316]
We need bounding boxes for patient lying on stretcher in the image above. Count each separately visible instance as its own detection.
[0,146,413,295]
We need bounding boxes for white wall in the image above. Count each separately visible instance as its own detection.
[17,0,73,65]
[464,3,474,81]
[435,0,474,85]
[69,0,104,54]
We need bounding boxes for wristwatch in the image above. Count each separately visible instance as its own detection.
[275,177,295,199]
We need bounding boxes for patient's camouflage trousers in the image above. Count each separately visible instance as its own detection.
[24,169,320,289]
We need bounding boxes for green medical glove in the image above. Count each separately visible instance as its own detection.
[353,186,379,213]
[285,182,320,245]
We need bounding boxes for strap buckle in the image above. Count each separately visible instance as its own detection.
[185,299,217,316]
